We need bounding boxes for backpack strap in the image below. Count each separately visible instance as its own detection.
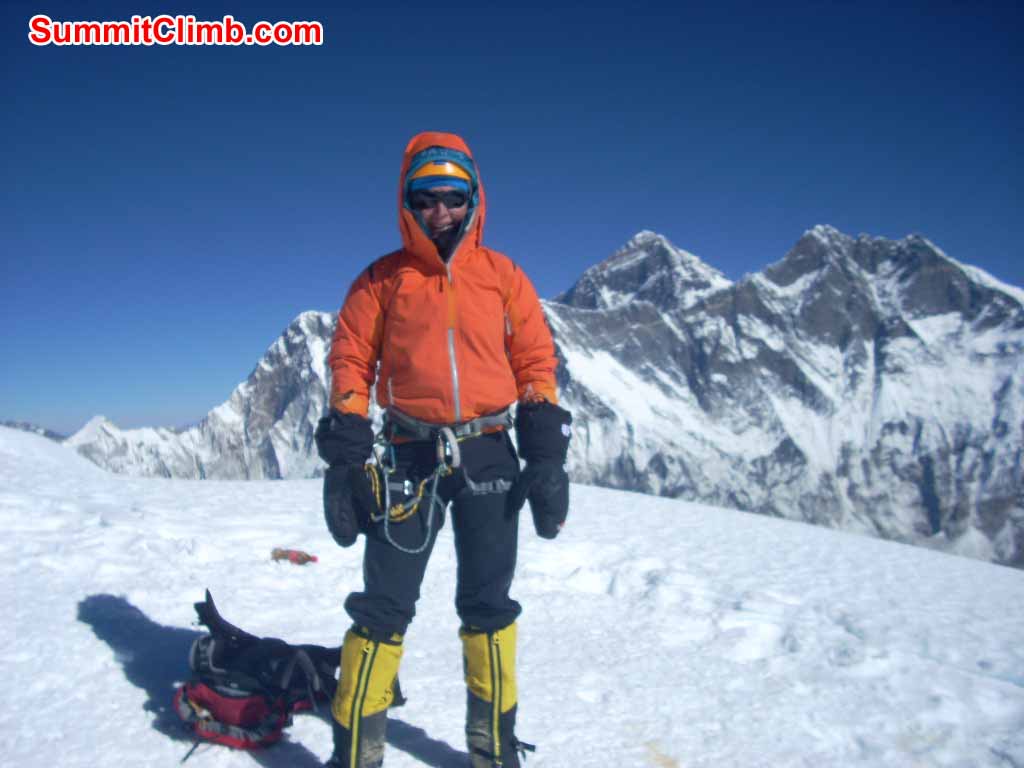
[276,648,322,712]
[189,635,266,694]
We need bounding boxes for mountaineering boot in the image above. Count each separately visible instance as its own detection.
[325,715,386,768]
[326,626,403,768]
[461,623,534,767]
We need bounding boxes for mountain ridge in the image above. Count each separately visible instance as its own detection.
[63,226,1024,567]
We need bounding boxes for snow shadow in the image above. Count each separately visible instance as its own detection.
[77,593,324,767]
[77,594,468,768]
[387,718,470,767]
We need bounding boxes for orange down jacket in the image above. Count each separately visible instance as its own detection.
[328,131,559,424]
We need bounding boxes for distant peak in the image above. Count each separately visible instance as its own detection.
[611,230,705,268]
[809,224,840,237]
[804,224,851,247]
[556,231,731,311]
[0,420,66,442]
[623,229,666,247]
[803,225,941,256]
[295,309,334,324]
[763,226,1024,310]
[288,310,333,335]
[82,414,114,429]
[763,225,865,288]
[65,415,118,446]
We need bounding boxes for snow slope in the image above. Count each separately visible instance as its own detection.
[3,425,1023,767]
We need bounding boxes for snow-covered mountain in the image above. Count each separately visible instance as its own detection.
[66,311,334,480]
[65,226,1024,567]
[4,425,1024,767]
[555,229,732,310]
[551,225,1024,567]
[1,420,65,442]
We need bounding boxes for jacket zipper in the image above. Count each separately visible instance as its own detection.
[445,263,462,422]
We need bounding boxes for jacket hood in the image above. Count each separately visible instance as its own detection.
[398,131,486,269]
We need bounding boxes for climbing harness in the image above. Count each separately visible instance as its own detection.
[367,425,457,555]
[383,406,513,441]
[367,407,514,554]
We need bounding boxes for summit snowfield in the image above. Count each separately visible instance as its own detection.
[3,425,1023,767]
[63,226,1024,568]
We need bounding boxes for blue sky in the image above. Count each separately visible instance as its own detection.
[2,1,1020,434]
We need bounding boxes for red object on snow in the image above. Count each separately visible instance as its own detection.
[271,548,318,565]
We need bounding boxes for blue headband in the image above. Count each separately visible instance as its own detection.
[408,177,471,193]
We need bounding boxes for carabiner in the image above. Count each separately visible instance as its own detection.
[436,426,461,469]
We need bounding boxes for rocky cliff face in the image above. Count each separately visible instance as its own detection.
[66,311,334,479]
[556,230,732,310]
[65,227,1024,566]
[549,226,1023,566]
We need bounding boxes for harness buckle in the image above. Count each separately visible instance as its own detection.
[384,406,513,444]
[435,426,461,469]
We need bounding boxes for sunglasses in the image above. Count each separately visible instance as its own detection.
[408,189,470,211]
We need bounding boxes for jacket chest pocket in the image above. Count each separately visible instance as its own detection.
[380,277,449,379]
[455,282,506,350]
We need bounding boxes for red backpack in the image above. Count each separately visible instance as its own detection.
[173,591,340,755]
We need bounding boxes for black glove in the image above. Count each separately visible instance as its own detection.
[315,411,375,547]
[508,462,569,539]
[509,401,572,539]
[322,464,377,547]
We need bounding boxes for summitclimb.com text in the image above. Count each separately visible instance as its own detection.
[28,14,324,47]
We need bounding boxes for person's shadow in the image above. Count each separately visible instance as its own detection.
[77,594,468,767]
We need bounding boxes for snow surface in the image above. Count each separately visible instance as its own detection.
[3,425,1023,767]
